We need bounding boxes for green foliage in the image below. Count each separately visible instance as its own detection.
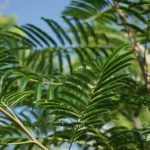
[0,0,150,150]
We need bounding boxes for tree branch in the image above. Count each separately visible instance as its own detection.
[113,0,150,93]
[0,107,48,150]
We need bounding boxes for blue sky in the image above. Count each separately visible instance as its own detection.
[2,0,72,44]
[2,0,71,25]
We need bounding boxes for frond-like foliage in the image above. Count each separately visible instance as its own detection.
[63,0,150,50]
[36,45,139,149]
[0,17,108,76]
[0,1,150,149]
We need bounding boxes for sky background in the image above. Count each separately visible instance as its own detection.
[1,0,72,46]
[2,0,71,25]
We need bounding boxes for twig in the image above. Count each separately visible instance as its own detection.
[113,0,150,93]
[0,107,48,150]
[68,123,80,150]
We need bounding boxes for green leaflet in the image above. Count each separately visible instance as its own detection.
[26,24,57,46]
[1,91,33,107]
[42,18,65,45]
[36,44,133,147]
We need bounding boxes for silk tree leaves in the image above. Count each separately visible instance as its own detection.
[37,45,133,147]
[2,17,108,75]
[5,71,63,103]
[0,46,63,105]
[62,0,150,51]
[63,0,148,24]
[62,16,81,45]
[63,0,118,24]
[16,17,99,47]
[63,0,110,20]
[0,41,18,71]
[10,17,103,74]
[0,40,21,94]
[0,90,33,107]
[117,77,150,118]
[25,24,57,47]
[42,18,72,46]
[107,126,144,150]
[0,41,63,107]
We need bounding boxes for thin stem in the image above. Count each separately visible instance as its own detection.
[68,123,80,150]
[0,107,48,150]
[1,102,18,119]
[7,140,33,145]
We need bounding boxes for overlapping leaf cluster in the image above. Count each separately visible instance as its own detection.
[0,0,150,150]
